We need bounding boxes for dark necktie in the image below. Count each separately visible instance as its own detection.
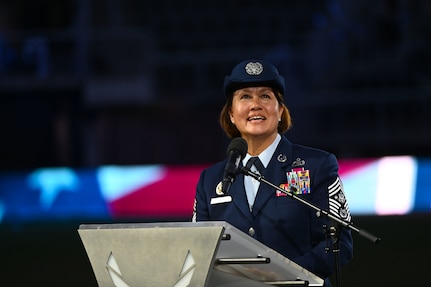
[246,157,265,174]
[244,157,264,210]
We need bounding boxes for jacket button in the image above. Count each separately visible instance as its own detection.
[248,227,255,236]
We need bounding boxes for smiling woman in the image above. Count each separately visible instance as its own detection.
[193,59,353,287]
[229,86,284,154]
[219,60,292,142]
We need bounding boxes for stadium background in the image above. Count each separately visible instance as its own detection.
[1,1,430,286]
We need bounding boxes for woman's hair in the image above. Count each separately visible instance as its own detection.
[219,89,292,138]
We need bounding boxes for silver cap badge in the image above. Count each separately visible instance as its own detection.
[245,62,264,75]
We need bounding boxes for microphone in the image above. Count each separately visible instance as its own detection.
[222,137,248,194]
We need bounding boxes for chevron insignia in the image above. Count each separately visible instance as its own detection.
[328,177,352,222]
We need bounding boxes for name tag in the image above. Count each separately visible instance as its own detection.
[210,196,232,205]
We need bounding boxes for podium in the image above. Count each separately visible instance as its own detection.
[78,221,324,287]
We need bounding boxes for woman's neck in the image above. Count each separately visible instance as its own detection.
[244,133,278,156]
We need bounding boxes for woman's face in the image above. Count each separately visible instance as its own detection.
[229,86,283,140]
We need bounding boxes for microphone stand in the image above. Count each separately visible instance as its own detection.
[240,167,381,287]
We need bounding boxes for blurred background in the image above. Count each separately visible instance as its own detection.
[0,0,430,286]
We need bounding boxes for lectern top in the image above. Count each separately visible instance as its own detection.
[78,221,323,286]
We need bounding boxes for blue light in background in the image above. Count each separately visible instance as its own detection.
[0,156,430,225]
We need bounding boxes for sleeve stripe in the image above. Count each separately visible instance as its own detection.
[328,177,352,222]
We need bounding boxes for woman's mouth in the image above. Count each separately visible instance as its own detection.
[248,116,266,121]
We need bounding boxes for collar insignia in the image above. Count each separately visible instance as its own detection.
[277,153,287,163]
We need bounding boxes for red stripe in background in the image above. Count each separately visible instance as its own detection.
[109,159,377,219]
[109,165,209,219]
[338,158,377,176]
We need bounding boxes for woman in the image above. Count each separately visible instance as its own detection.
[193,59,353,286]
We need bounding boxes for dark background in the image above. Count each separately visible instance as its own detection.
[0,0,430,286]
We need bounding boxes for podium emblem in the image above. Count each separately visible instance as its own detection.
[106,252,130,287]
[106,250,196,287]
[172,250,196,287]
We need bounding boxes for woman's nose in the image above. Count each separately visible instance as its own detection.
[250,96,262,109]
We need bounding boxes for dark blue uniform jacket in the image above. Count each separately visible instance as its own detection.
[194,135,353,286]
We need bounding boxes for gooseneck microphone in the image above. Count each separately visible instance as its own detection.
[222,137,248,194]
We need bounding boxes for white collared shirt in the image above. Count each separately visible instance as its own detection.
[242,134,281,211]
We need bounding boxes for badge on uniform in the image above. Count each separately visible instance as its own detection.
[216,181,224,195]
[277,168,311,196]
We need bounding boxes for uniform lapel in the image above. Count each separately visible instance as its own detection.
[230,173,254,222]
[252,137,293,217]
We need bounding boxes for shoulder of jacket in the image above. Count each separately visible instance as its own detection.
[203,159,227,174]
[289,142,336,162]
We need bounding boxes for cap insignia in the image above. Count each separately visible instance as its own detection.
[245,62,264,75]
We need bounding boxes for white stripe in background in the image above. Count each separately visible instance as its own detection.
[97,165,166,201]
[375,156,417,215]
[341,160,380,215]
